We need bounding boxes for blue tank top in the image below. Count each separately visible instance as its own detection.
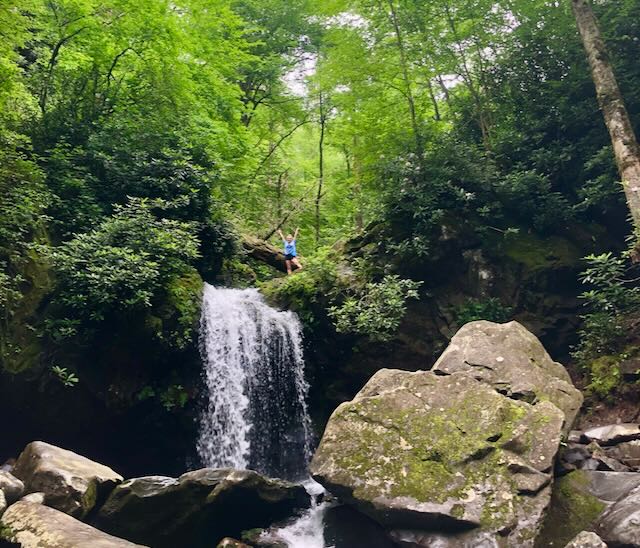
[284,240,297,256]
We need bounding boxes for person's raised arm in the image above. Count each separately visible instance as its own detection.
[277,229,285,241]
[293,227,300,240]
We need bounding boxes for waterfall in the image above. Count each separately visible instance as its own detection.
[196,284,313,480]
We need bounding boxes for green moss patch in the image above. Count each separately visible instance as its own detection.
[535,471,606,548]
[503,233,581,273]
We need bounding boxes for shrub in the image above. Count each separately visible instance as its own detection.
[454,298,513,327]
[573,252,640,397]
[261,250,338,325]
[328,275,422,342]
[573,252,640,364]
[47,197,200,322]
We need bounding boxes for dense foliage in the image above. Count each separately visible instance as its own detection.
[2,0,640,404]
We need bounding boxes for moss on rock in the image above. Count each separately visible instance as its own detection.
[311,369,565,544]
[0,239,52,373]
[535,471,607,548]
[503,233,581,273]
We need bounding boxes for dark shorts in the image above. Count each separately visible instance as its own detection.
[285,254,296,261]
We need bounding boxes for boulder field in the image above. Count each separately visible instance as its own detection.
[0,443,310,548]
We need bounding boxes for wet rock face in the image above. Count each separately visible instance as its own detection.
[310,368,564,546]
[93,468,310,548]
[12,441,123,519]
[432,320,583,432]
[0,501,146,547]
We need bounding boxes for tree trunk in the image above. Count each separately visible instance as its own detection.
[352,135,364,231]
[385,0,422,152]
[315,90,326,248]
[443,1,492,150]
[241,236,289,273]
[572,0,640,232]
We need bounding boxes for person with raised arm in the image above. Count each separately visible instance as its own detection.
[277,228,303,275]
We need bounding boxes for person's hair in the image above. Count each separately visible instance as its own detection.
[286,233,293,238]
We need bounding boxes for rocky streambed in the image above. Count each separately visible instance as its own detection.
[0,442,310,547]
[3,321,640,547]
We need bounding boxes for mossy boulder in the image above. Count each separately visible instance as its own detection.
[310,369,565,546]
[93,468,310,548]
[432,320,583,433]
[12,441,122,519]
[535,471,609,547]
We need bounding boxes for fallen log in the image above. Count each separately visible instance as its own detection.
[241,235,298,274]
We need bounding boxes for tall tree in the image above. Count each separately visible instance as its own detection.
[572,0,640,232]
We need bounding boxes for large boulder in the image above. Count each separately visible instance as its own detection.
[432,321,583,432]
[595,483,640,547]
[12,441,123,519]
[93,468,310,548]
[0,470,24,504]
[310,368,565,546]
[0,500,146,547]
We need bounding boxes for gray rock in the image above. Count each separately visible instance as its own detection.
[0,500,146,547]
[0,470,24,503]
[605,440,640,469]
[217,539,251,548]
[94,468,310,548]
[310,369,565,546]
[569,431,585,443]
[12,441,123,519]
[583,424,640,446]
[596,484,640,546]
[558,444,592,473]
[22,492,46,504]
[565,531,608,548]
[596,456,630,473]
[583,471,640,503]
[431,320,583,432]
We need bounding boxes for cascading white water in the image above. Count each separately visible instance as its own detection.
[196,283,313,481]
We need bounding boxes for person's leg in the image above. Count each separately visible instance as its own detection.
[291,257,302,271]
[285,259,292,274]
